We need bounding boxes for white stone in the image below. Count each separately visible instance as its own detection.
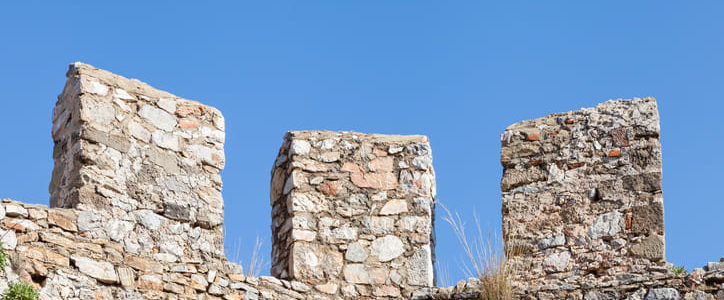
[71,255,118,283]
[371,235,404,262]
[4,204,27,218]
[291,230,317,241]
[283,170,305,195]
[127,121,151,142]
[543,251,570,273]
[200,126,225,144]
[187,144,225,168]
[406,245,433,286]
[388,146,404,154]
[151,130,179,151]
[371,191,387,201]
[133,210,166,231]
[645,288,679,300]
[85,79,108,96]
[379,199,408,215]
[320,139,336,150]
[345,242,368,262]
[412,156,432,170]
[114,89,134,100]
[86,101,115,125]
[343,264,369,284]
[157,98,177,114]
[589,211,623,240]
[290,193,322,213]
[289,140,311,155]
[138,105,177,132]
[0,230,16,250]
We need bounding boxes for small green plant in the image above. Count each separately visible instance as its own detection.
[3,281,39,300]
[0,242,7,271]
[672,265,686,275]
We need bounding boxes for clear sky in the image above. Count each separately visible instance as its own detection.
[1,2,722,284]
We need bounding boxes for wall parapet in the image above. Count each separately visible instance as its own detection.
[0,63,722,299]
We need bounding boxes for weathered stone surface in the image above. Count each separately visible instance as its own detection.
[630,234,665,261]
[71,255,118,283]
[371,235,404,262]
[589,211,623,240]
[631,203,665,235]
[645,288,679,300]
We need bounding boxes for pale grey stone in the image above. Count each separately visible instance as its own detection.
[138,104,177,132]
[0,229,16,250]
[85,101,115,124]
[645,288,679,300]
[589,211,623,239]
[543,251,570,273]
[379,199,408,215]
[406,245,433,286]
[113,88,134,100]
[157,98,176,114]
[200,126,225,144]
[83,79,109,96]
[707,262,724,272]
[104,219,133,242]
[77,211,103,232]
[683,290,714,300]
[4,204,27,218]
[343,264,369,284]
[289,140,311,155]
[538,233,565,249]
[132,210,166,231]
[151,130,179,151]
[128,121,151,142]
[345,242,368,262]
[371,235,404,262]
[71,255,118,283]
[412,156,432,170]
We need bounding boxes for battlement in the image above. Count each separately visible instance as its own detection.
[0,64,721,299]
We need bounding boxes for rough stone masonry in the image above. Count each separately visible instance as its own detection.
[0,63,723,299]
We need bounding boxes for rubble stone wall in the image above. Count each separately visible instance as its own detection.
[1,63,723,300]
[49,63,226,264]
[269,131,436,298]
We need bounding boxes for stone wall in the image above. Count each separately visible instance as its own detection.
[49,63,226,264]
[0,63,722,299]
[269,131,436,298]
[499,98,723,299]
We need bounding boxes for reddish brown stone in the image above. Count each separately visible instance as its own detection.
[551,128,561,136]
[341,162,362,173]
[565,119,575,124]
[317,181,342,195]
[528,160,543,166]
[526,133,540,141]
[625,214,632,230]
[608,150,622,157]
[567,162,585,170]
[178,119,198,129]
[368,156,393,172]
[48,210,78,232]
[176,104,205,117]
[350,172,398,190]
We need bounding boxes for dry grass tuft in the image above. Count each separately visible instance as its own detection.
[225,229,267,277]
[438,201,514,300]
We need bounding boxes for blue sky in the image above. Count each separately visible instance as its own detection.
[1,2,722,283]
